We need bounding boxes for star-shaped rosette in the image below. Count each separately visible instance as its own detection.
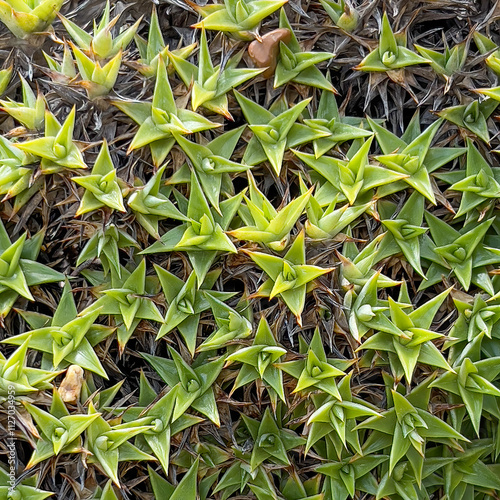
[172,126,250,212]
[113,56,219,166]
[357,286,453,383]
[234,90,329,175]
[15,107,87,174]
[277,328,347,399]
[169,27,264,118]
[72,139,126,215]
[355,13,429,72]
[142,347,226,425]
[127,165,189,239]
[142,171,242,285]
[86,259,164,332]
[274,9,336,91]
[228,171,313,251]
[437,99,498,144]
[421,213,500,294]
[302,79,373,158]
[154,266,236,354]
[226,317,286,403]
[375,191,428,278]
[23,389,101,466]
[0,221,64,318]
[243,230,334,324]
[4,280,113,377]
[189,0,287,40]
[369,112,466,203]
[294,136,406,206]
[434,139,500,219]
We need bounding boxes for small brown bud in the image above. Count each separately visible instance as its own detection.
[58,365,84,403]
[248,28,292,78]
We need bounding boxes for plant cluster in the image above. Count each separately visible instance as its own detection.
[0,0,500,499]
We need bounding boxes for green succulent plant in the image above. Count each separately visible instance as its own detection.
[473,31,500,76]
[355,13,429,72]
[113,56,219,166]
[369,112,467,203]
[0,136,37,204]
[189,0,287,40]
[148,459,200,500]
[275,471,323,500]
[243,230,334,324]
[197,294,252,352]
[141,172,242,285]
[358,285,453,383]
[345,272,403,342]
[304,373,380,456]
[154,266,236,354]
[434,138,500,219]
[444,292,500,364]
[85,401,155,486]
[302,80,372,158]
[169,27,264,118]
[0,66,12,95]
[171,126,249,213]
[24,389,101,467]
[0,75,45,130]
[132,7,197,78]
[142,347,225,425]
[338,232,399,290]
[301,185,371,240]
[357,384,467,484]
[319,0,359,32]
[437,99,498,144]
[376,457,454,500]
[430,357,500,436]
[294,136,406,206]
[274,9,335,91]
[439,440,500,499]
[213,454,277,499]
[317,453,388,500]
[82,262,162,352]
[15,107,87,174]
[59,0,141,60]
[0,338,59,399]
[234,90,329,175]
[278,328,347,399]
[86,258,163,334]
[0,465,53,500]
[0,0,64,38]
[0,221,64,318]
[76,223,139,279]
[118,381,202,474]
[226,317,287,403]
[415,38,468,91]
[375,191,428,278]
[69,44,122,99]
[72,140,126,215]
[228,171,312,251]
[421,212,500,294]
[4,280,113,377]
[43,42,77,82]
[241,407,306,471]
[127,164,189,239]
